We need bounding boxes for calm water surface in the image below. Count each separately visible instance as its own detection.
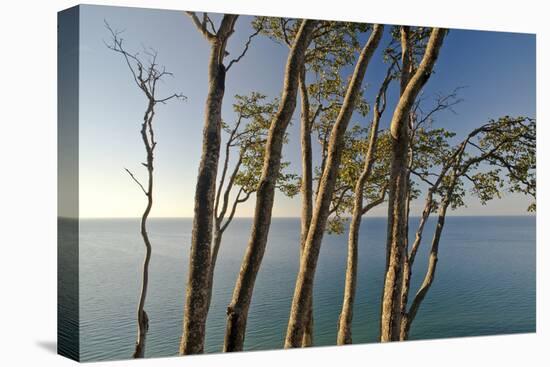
[75,216,535,361]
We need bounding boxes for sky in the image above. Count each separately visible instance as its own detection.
[68,4,536,218]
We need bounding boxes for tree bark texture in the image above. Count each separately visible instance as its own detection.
[380,27,446,342]
[223,19,317,352]
[181,14,239,355]
[285,24,384,348]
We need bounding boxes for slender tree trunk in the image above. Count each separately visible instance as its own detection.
[203,224,222,314]
[398,150,413,339]
[399,192,431,340]
[181,15,238,355]
[299,65,313,252]
[380,27,446,342]
[133,199,152,358]
[205,154,243,314]
[401,187,452,339]
[285,25,384,348]
[223,19,317,352]
[298,65,315,347]
[133,105,155,358]
[336,64,392,345]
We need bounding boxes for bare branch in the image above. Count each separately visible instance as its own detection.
[155,92,186,104]
[226,26,263,71]
[125,168,148,196]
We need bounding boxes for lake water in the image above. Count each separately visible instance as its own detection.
[72,216,535,361]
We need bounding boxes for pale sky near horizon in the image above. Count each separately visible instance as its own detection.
[68,4,536,218]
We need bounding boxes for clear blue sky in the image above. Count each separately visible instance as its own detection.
[72,4,535,218]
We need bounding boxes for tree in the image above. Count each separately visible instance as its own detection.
[285,24,384,348]
[380,27,447,342]
[105,23,184,358]
[255,17,372,346]
[397,89,463,338]
[207,92,299,314]
[400,116,536,339]
[223,19,318,352]
[181,13,262,355]
[336,61,395,344]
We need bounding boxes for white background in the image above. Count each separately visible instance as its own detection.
[0,0,546,365]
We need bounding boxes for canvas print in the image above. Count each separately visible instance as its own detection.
[57,4,536,362]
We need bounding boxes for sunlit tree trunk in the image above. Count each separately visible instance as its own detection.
[380,27,446,342]
[285,24,384,348]
[223,19,317,352]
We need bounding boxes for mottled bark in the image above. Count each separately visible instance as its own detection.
[181,14,238,355]
[380,27,446,342]
[223,19,317,352]
[298,65,315,347]
[285,24,384,348]
[337,63,392,345]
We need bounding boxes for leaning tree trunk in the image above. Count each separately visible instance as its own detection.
[401,183,453,339]
[285,24,384,348]
[223,19,317,353]
[181,14,238,355]
[400,140,470,339]
[337,63,391,345]
[380,27,446,342]
[298,64,315,347]
[399,189,432,340]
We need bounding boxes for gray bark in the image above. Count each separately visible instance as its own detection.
[380,27,446,342]
[181,14,238,355]
[285,24,384,348]
[337,63,392,345]
[223,19,317,352]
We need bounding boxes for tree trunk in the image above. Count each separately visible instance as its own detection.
[133,105,155,358]
[181,14,238,355]
[380,27,446,342]
[204,225,222,313]
[285,24,384,348]
[401,188,451,339]
[223,19,317,352]
[298,64,315,347]
[399,186,435,340]
[336,62,392,345]
[133,208,152,358]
